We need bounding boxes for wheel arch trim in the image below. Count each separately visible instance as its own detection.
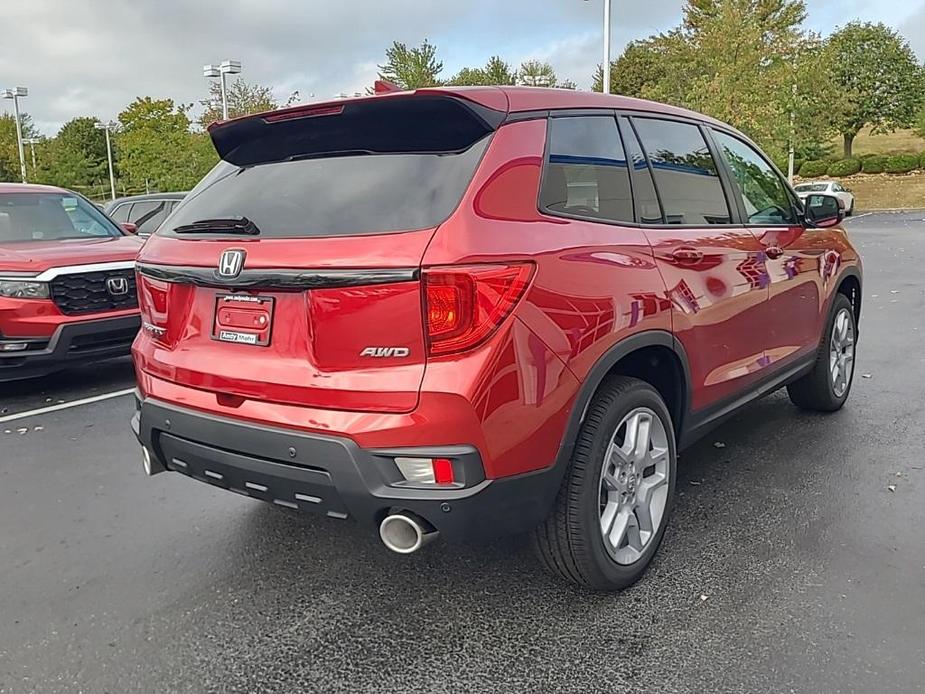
[552,330,692,477]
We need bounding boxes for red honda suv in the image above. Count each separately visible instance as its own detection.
[132,88,861,590]
[0,183,143,382]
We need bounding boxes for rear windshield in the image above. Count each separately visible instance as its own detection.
[162,137,491,239]
[0,193,122,243]
[794,183,827,192]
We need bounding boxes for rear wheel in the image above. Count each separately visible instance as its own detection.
[787,293,857,411]
[532,377,677,591]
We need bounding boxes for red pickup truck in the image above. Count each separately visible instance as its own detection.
[0,183,143,382]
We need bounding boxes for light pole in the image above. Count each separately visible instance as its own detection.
[94,121,118,201]
[585,0,612,94]
[23,137,40,170]
[203,60,242,120]
[2,87,29,183]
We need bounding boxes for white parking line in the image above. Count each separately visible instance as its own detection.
[0,388,136,424]
[846,212,873,221]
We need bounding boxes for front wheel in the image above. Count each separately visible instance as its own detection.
[787,293,857,411]
[532,377,677,591]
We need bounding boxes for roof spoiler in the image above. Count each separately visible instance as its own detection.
[209,94,506,167]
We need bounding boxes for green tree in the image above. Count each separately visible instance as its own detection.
[593,39,671,97]
[0,112,39,182]
[518,59,557,86]
[378,39,443,89]
[448,66,488,86]
[198,78,278,128]
[117,97,214,192]
[827,22,923,157]
[590,0,837,160]
[482,56,516,85]
[34,117,110,188]
[447,56,517,87]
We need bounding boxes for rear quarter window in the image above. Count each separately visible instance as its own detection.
[539,116,634,224]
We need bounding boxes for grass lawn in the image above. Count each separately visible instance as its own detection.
[833,127,925,157]
[828,173,925,210]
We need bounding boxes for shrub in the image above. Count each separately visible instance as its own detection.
[827,158,861,177]
[861,155,889,174]
[800,159,829,178]
[920,151,925,170]
[884,153,919,174]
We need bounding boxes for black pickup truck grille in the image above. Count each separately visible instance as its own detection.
[50,269,138,316]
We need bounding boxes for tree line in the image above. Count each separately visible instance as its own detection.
[0,79,283,199]
[1,0,923,197]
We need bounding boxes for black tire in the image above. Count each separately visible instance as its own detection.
[787,293,857,412]
[531,376,677,591]
[846,201,854,216]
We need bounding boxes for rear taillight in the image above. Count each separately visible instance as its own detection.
[423,263,534,356]
[137,274,169,341]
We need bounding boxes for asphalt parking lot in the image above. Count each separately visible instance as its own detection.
[2,211,924,694]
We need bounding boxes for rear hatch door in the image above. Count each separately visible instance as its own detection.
[136,93,503,413]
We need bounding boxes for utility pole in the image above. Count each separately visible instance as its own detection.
[787,83,797,184]
[203,60,242,120]
[23,137,40,170]
[584,0,612,93]
[94,121,118,201]
[2,87,29,183]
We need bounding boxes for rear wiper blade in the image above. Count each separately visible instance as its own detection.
[172,217,261,235]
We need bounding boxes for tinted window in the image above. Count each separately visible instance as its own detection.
[127,201,157,224]
[713,131,796,225]
[632,118,730,225]
[163,137,490,238]
[618,117,662,224]
[0,193,121,243]
[109,202,131,223]
[540,116,633,223]
[135,200,169,234]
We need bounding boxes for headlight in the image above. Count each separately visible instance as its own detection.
[0,280,50,299]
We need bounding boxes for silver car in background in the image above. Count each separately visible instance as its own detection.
[794,181,855,215]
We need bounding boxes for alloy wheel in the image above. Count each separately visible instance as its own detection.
[598,407,671,565]
[830,307,855,398]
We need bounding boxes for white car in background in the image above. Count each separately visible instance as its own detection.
[794,181,855,215]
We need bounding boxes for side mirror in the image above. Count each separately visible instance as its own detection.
[804,194,843,228]
[120,222,139,235]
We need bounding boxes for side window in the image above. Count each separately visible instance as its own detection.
[540,116,633,223]
[713,130,796,225]
[618,117,663,224]
[128,201,158,225]
[135,200,169,235]
[632,118,731,225]
[109,203,130,223]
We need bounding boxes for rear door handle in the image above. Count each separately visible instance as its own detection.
[671,247,703,264]
[765,246,784,259]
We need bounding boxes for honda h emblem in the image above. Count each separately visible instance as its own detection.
[105,276,129,296]
[218,249,246,278]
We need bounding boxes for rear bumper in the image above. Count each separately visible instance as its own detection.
[132,395,562,542]
[0,314,140,382]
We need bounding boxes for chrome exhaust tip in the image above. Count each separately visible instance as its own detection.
[379,512,439,554]
[142,446,166,476]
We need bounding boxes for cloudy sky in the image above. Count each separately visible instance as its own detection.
[1,0,924,136]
